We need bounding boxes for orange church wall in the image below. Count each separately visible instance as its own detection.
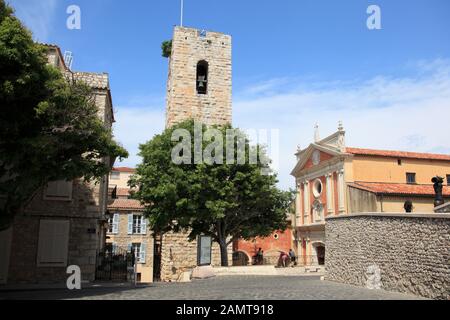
[233,229,293,261]
[351,156,450,184]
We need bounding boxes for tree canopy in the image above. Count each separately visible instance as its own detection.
[0,0,128,230]
[130,120,294,266]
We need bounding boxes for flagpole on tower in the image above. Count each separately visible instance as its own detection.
[180,0,184,27]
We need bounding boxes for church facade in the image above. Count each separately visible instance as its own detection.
[291,123,450,266]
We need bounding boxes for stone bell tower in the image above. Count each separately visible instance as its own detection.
[165,26,232,128]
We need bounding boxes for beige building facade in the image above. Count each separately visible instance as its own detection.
[106,196,154,283]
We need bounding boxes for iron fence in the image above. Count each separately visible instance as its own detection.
[95,247,135,282]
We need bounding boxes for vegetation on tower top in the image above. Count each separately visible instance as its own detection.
[161,40,172,58]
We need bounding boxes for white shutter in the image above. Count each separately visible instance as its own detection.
[141,217,147,235]
[140,243,146,264]
[127,214,133,234]
[37,220,70,267]
[45,182,59,197]
[127,243,132,253]
[58,181,72,198]
[112,242,117,254]
[112,213,119,234]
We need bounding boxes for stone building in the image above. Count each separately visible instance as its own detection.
[290,123,450,267]
[0,44,115,284]
[165,26,232,128]
[159,26,234,281]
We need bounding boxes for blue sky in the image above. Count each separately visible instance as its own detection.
[8,0,450,189]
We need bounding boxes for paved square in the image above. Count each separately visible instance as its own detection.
[0,276,423,300]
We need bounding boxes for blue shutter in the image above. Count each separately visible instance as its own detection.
[127,214,133,235]
[141,217,147,235]
[127,243,132,253]
[140,243,146,264]
[112,242,117,254]
[112,213,119,234]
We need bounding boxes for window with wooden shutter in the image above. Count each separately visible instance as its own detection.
[127,214,133,235]
[141,217,147,235]
[140,243,146,264]
[44,180,73,201]
[37,220,70,267]
[112,213,119,234]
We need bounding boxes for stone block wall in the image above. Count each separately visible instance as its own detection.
[325,213,450,300]
[7,178,108,284]
[9,215,100,283]
[160,231,232,282]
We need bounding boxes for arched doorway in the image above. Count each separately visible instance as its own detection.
[232,251,250,266]
[312,242,325,266]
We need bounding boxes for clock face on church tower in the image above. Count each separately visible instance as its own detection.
[312,150,321,166]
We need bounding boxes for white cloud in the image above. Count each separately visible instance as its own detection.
[8,0,58,42]
[113,106,165,168]
[233,59,450,190]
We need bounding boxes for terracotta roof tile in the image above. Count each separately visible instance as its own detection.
[107,199,144,210]
[346,147,450,161]
[116,188,132,197]
[349,182,450,197]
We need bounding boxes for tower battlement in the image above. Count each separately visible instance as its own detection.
[165,26,232,128]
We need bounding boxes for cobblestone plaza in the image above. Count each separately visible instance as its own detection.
[0,276,422,300]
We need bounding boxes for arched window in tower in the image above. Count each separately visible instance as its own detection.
[196,60,208,94]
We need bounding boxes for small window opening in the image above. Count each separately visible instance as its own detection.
[196,61,208,94]
[406,173,416,184]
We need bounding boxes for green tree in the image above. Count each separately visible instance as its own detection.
[130,120,294,266]
[0,0,128,230]
[161,40,172,58]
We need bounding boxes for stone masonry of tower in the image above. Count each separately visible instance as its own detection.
[160,27,233,281]
[165,26,232,128]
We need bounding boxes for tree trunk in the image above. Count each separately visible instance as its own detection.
[219,238,229,267]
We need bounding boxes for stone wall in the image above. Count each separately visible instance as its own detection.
[325,213,450,300]
[166,27,232,127]
[160,231,232,282]
[435,202,450,213]
[7,179,105,284]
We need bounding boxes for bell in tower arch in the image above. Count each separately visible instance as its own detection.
[196,60,208,94]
